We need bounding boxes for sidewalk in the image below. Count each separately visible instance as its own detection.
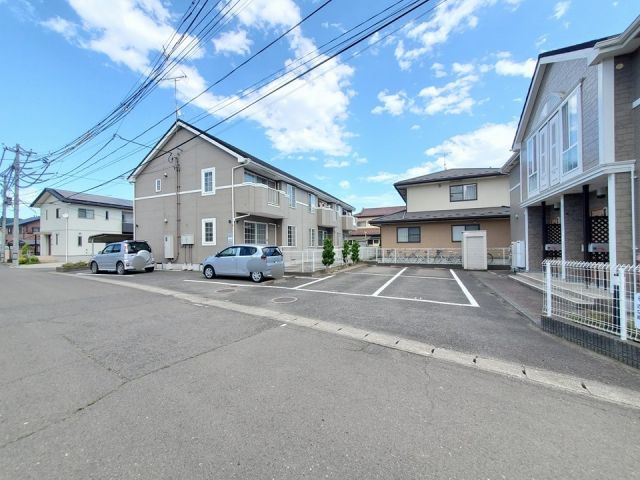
[471,269,542,326]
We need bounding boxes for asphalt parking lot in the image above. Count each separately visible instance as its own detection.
[74,263,640,390]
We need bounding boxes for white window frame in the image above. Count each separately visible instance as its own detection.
[244,221,268,245]
[155,179,162,193]
[201,167,216,196]
[78,208,94,219]
[287,184,296,208]
[527,136,538,195]
[287,225,297,247]
[561,88,582,177]
[201,218,216,246]
[308,193,316,213]
[308,228,316,247]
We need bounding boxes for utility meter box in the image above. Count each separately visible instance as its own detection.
[164,235,174,259]
[462,230,487,270]
[180,234,194,245]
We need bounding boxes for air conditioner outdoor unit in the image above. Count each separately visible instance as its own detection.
[181,234,194,245]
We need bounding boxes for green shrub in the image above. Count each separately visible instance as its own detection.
[342,240,350,264]
[321,238,335,267]
[350,241,360,263]
[28,257,40,264]
[61,261,88,270]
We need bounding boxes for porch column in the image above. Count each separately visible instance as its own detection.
[582,185,590,262]
[562,193,585,261]
[526,205,543,270]
[613,173,633,265]
[608,173,618,267]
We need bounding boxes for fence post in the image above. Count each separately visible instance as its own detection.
[619,268,627,341]
[394,249,397,264]
[545,261,552,316]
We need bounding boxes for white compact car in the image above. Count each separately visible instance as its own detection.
[90,240,155,275]
[202,244,285,282]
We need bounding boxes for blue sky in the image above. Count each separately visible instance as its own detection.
[1,0,638,216]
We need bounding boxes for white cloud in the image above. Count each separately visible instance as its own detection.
[371,90,411,116]
[410,124,421,130]
[352,154,368,164]
[494,52,536,77]
[552,1,570,19]
[324,159,350,168]
[365,121,516,183]
[212,29,252,56]
[394,0,518,70]
[344,191,402,210]
[41,16,80,42]
[452,62,474,75]
[44,0,355,157]
[535,34,549,50]
[431,62,447,78]
[339,180,350,189]
[413,73,480,115]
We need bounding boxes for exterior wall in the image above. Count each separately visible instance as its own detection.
[526,206,543,270]
[615,173,633,265]
[508,164,525,245]
[405,175,509,213]
[37,194,129,260]
[562,194,585,261]
[133,127,353,263]
[614,54,635,162]
[521,58,600,201]
[5,219,40,254]
[379,219,510,249]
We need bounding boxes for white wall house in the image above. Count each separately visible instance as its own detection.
[31,188,133,261]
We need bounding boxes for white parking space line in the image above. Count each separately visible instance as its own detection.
[183,279,476,307]
[449,269,479,307]
[293,275,335,290]
[343,272,455,281]
[372,267,407,297]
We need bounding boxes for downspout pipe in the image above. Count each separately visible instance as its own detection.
[231,158,250,244]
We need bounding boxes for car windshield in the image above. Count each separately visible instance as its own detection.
[127,241,152,253]
[262,246,282,257]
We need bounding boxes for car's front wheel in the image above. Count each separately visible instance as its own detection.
[116,262,126,275]
[145,267,155,273]
[90,262,100,274]
[203,265,216,279]
[250,271,263,283]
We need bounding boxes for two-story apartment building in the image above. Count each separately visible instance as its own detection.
[349,206,405,246]
[30,188,133,261]
[128,120,355,264]
[371,168,511,248]
[507,16,640,270]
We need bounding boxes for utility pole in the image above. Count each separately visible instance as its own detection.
[0,173,8,262]
[12,144,20,264]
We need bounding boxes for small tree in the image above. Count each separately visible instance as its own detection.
[342,240,350,264]
[350,240,360,263]
[321,237,335,268]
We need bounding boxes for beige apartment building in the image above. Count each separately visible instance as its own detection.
[129,121,356,264]
[371,168,511,249]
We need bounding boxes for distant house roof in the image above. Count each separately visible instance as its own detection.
[355,206,405,217]
[370,206,510,225]
[30,188,133,210]
[1,216,40,226]
[501,152,520,174]
[129,120,355,211]
[350,228,382,237]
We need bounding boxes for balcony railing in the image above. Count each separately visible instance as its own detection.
[235,184,285,219]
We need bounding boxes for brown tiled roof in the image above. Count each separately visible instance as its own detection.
[355,206,405,217]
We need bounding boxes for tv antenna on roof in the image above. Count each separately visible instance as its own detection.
[161,73,187,121]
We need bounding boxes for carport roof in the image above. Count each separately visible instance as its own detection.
[87,233,133,243]
[369,206,510,225]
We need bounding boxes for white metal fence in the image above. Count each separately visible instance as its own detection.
[543,260,640,343]
[282,246,378,273]
[377,247,511,266]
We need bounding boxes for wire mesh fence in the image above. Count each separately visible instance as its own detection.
[281,246,378,273]
[543,260,640,343]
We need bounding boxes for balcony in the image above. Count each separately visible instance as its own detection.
[235,184,285,219]
[317,208,338,228]
[341,215,356,231]
[122,222,134,234]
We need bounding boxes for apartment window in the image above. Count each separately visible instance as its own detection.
[308,228,316,247]
[33,227,39,233]
[155,179,162,193]
[77,235,82,247]
[449,183,477,202]
[308,193,316,213]
[357,221,366,227]
[201,218,216,246]
[527,136,538,193]
[45,209,48,221]
[56,208,60,219]
[55,234,59,245]
[451,224,480,242]
[397,227,420,243]
[201,167,216,195]
[287,184,296,208]
[105,211,109,220]
[562,90,580,174]
[78,208,94,219]
[287,225,296,247]
[318,229,329,246]
[245,221,267,244]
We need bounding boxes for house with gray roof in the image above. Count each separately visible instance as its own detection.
[30,188,133,260]
[128,120,355,264]
[370,168,511,250]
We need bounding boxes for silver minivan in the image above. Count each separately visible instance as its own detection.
[202,244,285,282]
[90,240,155,275]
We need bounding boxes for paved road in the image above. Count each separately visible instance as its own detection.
[1,265,639,479]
